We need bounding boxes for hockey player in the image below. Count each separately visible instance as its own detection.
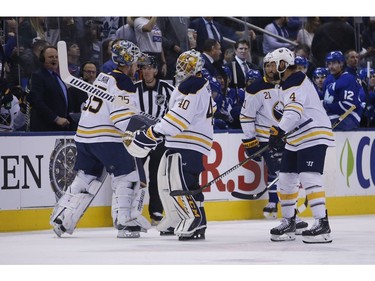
[267,47,335,244]
[125,49,214,240]
[134,55,174,227]
[322,50,363,130]
[240,53,308,234]
[312,67,329,100]
[50,40,151,239]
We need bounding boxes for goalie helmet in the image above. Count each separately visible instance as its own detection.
[111,40,142,66]
[175,49,204,83]
[270,47,295,73]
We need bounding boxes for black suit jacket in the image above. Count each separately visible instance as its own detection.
[225,59,261,89]
[189,18,224,52]
[29,67,73,131]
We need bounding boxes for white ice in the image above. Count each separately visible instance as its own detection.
[1,215,374,280]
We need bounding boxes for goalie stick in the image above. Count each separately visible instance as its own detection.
[57,41,156,122]
[231,104,357,201]
[169,118,313,197]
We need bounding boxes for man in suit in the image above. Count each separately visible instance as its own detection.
[189,17,225,52]
[201,38,222,78]
[29,46,73,131]
[225,38,261,89]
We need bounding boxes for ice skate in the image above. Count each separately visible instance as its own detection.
[178,227,206,241]
[263,202,278,219]
[51,216,65,237]
[302,212,332,244]
[295,216,308,235]
[270,214,296,242]
[160,227,175,236]
[117,226,142,238]
[150,212,163,226]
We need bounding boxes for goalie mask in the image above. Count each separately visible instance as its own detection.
[175,49,204,83]
[270,47,295,74]
[112,40,143,66]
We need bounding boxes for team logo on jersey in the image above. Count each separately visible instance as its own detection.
[273,101,284,122]
[156,92,165,106]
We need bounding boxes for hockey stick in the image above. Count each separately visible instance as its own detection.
[169,118,313,197]
[231,177,279,200]
[231,104,357,201]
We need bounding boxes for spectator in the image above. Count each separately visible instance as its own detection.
[158,17,191,81]
[133,17,167,79]
[100,39,117,73]
[345,49,360,76]
[67,42,81,77]
[296,17,321,49]
[359,17,375,69]
[78,19,102,69]
[68,61,97,129]
[262,17,297,55]
[201,38,222,78]
[28,46,73,131]
[115,17,137,44]
[189,17,225,52]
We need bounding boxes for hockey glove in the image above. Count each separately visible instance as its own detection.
[124,126,163,158]
[242,137,261,162]
[269,126,285,152]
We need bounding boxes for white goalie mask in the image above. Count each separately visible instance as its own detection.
[111,40,143,66]
[270,47,295,74]
[175,49,204,83]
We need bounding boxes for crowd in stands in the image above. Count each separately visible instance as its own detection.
[1,16,375,132]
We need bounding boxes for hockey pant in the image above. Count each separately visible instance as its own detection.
[156,152,205,237]
[50,169,107,234]
[111,161,151,231]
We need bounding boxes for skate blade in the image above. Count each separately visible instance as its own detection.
[270,233,296,242]
[53,225,64,237]
[117,230,140,238]
[302,233,332,244]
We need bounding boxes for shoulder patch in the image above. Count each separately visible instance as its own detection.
[282,71,305,90]
[178,76,207,95]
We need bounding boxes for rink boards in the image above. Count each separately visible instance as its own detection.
[1,130,375,232]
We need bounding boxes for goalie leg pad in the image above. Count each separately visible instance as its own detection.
[156,152,181,233]
[165,153,204,237]
[111,172,151,231]
[50,171,104,235]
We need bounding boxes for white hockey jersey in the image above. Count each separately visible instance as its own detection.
[153,75,214,156]
[74,70,137,143]
[278,71,335,151]
[240,77,283,142]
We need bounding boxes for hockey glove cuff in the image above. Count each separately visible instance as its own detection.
[269,126,285,151]
[242,137,261,161]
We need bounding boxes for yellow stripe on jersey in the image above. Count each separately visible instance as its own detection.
[76,127,123,136]
[164,112,189,130]
[287,129,334,145]
[110,111,136,122]
[173,133,212,147]
[255,127,270,136]
[284,103,303,114]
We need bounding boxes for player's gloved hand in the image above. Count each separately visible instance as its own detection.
[123,126,163,158]
[242,137,261,162]
[269,126,285,152]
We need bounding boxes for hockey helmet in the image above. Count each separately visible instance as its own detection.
[359,68,375,80]
[175,49,204,82]
[270,47,295,73]
[111,40,143,66]
[325,51,345,64]
[312,67,329,79]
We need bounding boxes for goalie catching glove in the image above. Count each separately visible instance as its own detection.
[123,126,163,158]
[242,137,261,161]
[269,126,285,151]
